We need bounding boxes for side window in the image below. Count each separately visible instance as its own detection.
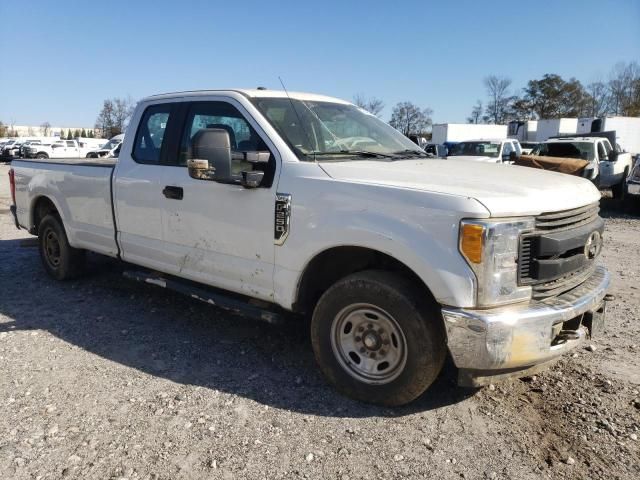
[502,142,513,156]
[132,104,173,164]
[66,141,75,147]
[597,142,606,161]
[177,101,275,186]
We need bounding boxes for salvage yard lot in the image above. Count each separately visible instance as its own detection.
[0,164,638,480]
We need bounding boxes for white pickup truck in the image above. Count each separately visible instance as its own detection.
[532,136,633,198]
[9,89,610,406]
[446,139,523,163]
[25,139,84,159]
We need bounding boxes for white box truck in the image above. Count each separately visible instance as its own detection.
[578,117,640,155]
[431,123,508,145]
[535,118,579,142]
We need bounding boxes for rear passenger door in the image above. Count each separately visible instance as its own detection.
[159,98,279,301]
[114,101,181,270]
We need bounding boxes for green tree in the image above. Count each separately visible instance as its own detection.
[0,121,7,137]
[81,128,87,137]
[67,130,74,140]
[59,129,65,139]
[522,74,590,118]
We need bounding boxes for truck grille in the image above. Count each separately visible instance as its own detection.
[534,203,600,232]
[519,203,603,299]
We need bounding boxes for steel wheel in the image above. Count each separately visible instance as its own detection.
[43,227,61,269]
[330,303,408,385]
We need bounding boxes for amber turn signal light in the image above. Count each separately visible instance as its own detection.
[460,223,484,264]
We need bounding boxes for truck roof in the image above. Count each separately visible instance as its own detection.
[545,137,603,143]
[144,89,350,104]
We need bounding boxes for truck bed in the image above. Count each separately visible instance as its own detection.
[12,157,119,258]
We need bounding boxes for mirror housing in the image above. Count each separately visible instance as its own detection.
[189,128,233,182]
[188,128,269,188]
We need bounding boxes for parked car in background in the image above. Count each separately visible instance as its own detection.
[424,143,448,158]
[86,134,124,158]
[530,136,632,198]
[9,88,610,406]
[26,140,84,159]
[447,139,522,163]
[625,159,640,208]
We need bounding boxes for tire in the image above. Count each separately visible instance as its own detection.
[38,214,85,280]
[311,270,446,406]
[612,168,629,200]
[87,153,98,158]
[36,152,48,159]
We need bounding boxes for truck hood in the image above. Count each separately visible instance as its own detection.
[319,159,601,217]
[446,155,499,163]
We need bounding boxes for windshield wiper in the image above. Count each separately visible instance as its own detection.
[391,149,429,158]
[311,150,394,159]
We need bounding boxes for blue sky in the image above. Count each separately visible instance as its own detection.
[1,0,639,127]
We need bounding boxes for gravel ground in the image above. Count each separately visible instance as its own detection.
[0,163,638,480]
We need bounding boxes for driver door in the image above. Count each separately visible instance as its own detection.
[159,99,279,301]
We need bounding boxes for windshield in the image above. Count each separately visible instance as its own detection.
[448,141,501,158]
[534,142,594,160]
[100,139,120,150]
[252,97,424,160]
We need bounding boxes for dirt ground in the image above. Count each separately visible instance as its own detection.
[0,163,638,480]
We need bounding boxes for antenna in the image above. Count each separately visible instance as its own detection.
[278,76,316,161]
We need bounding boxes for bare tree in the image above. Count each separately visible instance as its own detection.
[467,100,483,124]
[484,75,512,124]
[608,61,640,115]
[353,94,385,117]
[586,81,610,117]
[95,96,136,137]
[389,102,433,136]
[40,122,51,136]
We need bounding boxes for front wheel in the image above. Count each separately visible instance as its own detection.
[38,214,85,280]
[311,270,446,406]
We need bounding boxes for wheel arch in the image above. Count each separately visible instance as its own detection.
[292,245,437,315]
[30,195,61,235]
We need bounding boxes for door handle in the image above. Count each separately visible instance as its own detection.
[162,186,184,200]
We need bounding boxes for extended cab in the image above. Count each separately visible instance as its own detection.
[532,136,633,198]
[9,89,610,406]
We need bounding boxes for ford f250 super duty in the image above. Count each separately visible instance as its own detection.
[9,89,610,406]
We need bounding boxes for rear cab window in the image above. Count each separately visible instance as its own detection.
[132,104,175,164]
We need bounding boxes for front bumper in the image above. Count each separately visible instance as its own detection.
[442,265,609,386]
[627,181,640,197]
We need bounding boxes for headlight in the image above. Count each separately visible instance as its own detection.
[460,218,534,307]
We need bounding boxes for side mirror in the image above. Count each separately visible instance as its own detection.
[188,128,269,188]
[189,128,233,181]
[509,151,517,162]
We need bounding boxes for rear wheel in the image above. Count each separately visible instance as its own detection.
[311,270,446,406]
[36,152,48,159]
[38,214,85,280]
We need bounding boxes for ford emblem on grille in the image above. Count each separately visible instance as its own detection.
[584,231,602,260]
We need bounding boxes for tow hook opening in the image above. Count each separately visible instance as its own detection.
[551,316,583,346]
